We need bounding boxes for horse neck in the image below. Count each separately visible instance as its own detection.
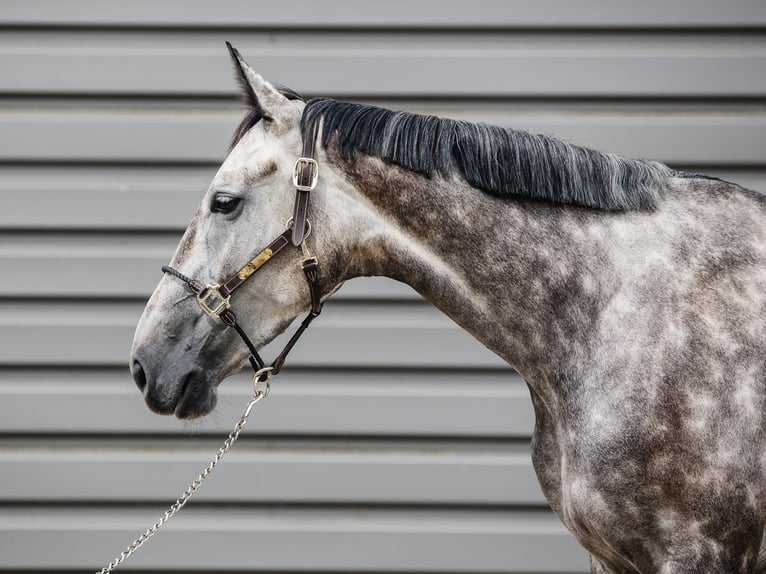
[333,154,607,377]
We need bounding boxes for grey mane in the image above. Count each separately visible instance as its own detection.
[301,98,672,211]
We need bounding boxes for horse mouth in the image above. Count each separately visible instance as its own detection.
[135,360,217,420]
[172,370,217,419]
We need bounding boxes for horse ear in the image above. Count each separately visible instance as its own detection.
[225,42,288,122]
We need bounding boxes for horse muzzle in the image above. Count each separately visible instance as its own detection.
[131,353,217,420]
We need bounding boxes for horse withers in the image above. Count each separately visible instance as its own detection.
[130,45,766,573]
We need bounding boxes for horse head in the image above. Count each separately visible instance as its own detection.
[130,45,359,419]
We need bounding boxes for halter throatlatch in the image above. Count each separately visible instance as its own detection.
[162,119,322,384]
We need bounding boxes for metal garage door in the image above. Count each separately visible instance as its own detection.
[0,1,764,571]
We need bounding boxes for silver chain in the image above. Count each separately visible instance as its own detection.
[97,369,273,574]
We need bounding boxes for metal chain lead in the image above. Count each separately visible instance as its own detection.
[97,370,273,574]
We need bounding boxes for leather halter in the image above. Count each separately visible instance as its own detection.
[162,120,322,384]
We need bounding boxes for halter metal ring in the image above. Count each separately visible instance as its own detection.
[285,217,312,241]
[252,366,274,399]
[285,218,314,260]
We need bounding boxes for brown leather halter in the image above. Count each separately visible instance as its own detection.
[162,121,322,384]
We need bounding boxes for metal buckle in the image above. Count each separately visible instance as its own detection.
[196,284,231,319]
[292,157,318,191]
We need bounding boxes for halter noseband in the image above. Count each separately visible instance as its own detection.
[161,121,323,386]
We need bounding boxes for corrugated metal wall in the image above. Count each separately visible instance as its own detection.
[1,2,764,572]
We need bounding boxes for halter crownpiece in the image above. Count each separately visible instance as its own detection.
[161,119,323,383]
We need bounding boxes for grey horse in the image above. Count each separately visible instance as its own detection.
[131,46,766,572]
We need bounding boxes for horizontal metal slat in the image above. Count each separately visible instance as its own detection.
[0,234,421,300]
[1,167,764,231]
[7,256,419,300]
[2,47,765,98]
[0,369,533,437]
[0,165,209,230]
[0,507,588,572]
[0,301,509,369]
[1,0,763,28]
[0,110,232,163]
[2,110,764,165]
[0,447,544,505]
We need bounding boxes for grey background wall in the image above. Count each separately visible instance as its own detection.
[0,1,764,572]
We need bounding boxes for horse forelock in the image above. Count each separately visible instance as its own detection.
[301,98,672,211]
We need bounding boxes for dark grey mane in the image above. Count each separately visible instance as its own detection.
[301,98,671,211]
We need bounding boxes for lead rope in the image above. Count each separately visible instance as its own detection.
[96,368,272,574]
[99,133,322,572]
[98,251,322,573]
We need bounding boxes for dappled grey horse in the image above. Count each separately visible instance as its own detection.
[131,45,766,572]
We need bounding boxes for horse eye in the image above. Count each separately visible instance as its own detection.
[211,193,242,214]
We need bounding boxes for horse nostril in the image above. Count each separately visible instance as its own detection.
[132,359,148,392]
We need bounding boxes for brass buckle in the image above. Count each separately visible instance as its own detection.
[197,284,231,319]
[292,157,318,191]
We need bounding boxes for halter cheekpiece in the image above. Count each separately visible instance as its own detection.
[162,120,323,386]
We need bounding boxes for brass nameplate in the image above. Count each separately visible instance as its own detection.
[237,248,274,280]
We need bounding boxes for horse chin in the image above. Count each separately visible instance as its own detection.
[173,370,218,420]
